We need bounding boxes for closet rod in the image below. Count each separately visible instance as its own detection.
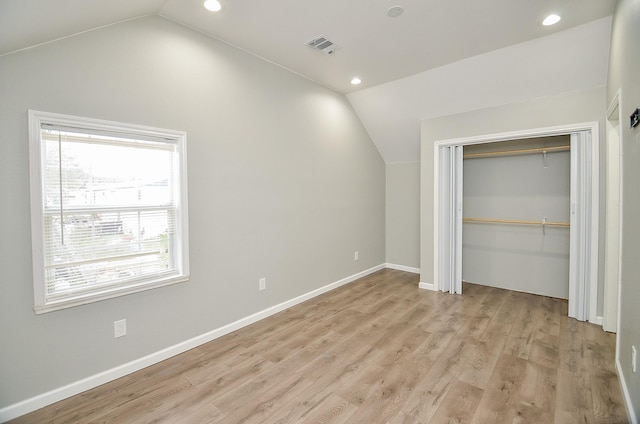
[463,217,570,227]
[463,145,570,159]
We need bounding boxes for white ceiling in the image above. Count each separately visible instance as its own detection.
[0,0,616,161]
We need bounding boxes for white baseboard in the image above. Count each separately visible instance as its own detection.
[419,281,436,291]
[592,315,603,326]
[616,357,638,424]
[0,264,385,423]
[385,263,420,274]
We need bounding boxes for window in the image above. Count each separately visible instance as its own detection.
[28,111,189,313]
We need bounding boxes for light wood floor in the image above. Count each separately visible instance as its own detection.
[11,269,628,423]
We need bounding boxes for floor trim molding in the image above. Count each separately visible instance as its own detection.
[385,263,420,274]
[0,264,385,422]
[616,357,638,424]
[419,281,436,291]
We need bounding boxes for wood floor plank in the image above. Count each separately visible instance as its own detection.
[181,345,263,386]
[341,363,422,424]
[503,294,537,360]
[217,372,313,423]
[457,314,491,340]
[428,380,484,424]
[474,285,509,319]
[398,339,468,422]
[173,402,226,424]
[555,368,594,424]
[584,324,618,375]
[528,331,561,369]
[296,393,358,424]
[412,315,468,364]
[251,339,379,423]
[128,383,226,424]
[471,353,528,424]
[8,270,628,424]
[85,376,195,424]
[296,337,384,385]
[513,361,557,424]
[267,348,385,423]
[558,314,588,374]
[590,371,628,424]
[185,353,274,396]
[492,290,525,325]
[458,320,510,389]
[529,300,562,369]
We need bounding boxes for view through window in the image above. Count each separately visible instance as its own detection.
[29,111,189,313]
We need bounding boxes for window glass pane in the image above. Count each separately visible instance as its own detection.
[43,130,175,209]
[41,129,179,298]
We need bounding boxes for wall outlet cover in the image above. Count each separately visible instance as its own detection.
[114,319,127,338]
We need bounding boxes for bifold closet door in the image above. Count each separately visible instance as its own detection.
[438,145,462,294]
[569,131,592,321]
[435,126,597,323]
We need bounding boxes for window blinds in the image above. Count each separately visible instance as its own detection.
[40,126,180,301]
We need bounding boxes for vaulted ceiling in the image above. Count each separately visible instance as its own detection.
[0,0,616,162]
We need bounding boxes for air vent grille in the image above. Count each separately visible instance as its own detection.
[306,36,340,55]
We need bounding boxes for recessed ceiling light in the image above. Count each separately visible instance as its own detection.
[351,77,362,85]
[387,6,404,18]
[542,14,561,26]
[204,0,222,12]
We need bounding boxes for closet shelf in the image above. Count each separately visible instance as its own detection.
[463,145,570,159]
[463,217,570,227]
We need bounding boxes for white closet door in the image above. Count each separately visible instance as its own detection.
[569,131,591,321]
[438,145,463,294]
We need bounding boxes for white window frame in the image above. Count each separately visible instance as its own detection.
[28,110,190,314]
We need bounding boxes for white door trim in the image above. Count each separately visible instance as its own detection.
[431,122,599,323]
[604,89,622,333]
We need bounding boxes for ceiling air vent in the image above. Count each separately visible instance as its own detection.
[306,36,340,55]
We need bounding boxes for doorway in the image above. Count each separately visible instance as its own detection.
[462,136,571,299]
[432,123,600,323]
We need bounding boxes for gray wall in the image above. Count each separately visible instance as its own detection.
[420,87,606,311]
[0,16,385,408]
[386,162,420,269]
[607,0,640,417]
[462,138,571,298]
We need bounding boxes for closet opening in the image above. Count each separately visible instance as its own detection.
[463,136,571,300]
[432,123,599,323]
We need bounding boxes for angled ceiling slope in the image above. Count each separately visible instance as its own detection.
[347,17,613,163]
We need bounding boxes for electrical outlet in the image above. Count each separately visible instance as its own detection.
[259,277,266,291]
[354,251,359,261]
[632,346,637,373]
[114,319,127,338]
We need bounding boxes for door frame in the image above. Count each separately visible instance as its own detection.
[604,89,623,333]
[431,122,600,323]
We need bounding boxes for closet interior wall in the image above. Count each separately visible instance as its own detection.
[462,136,571,299]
